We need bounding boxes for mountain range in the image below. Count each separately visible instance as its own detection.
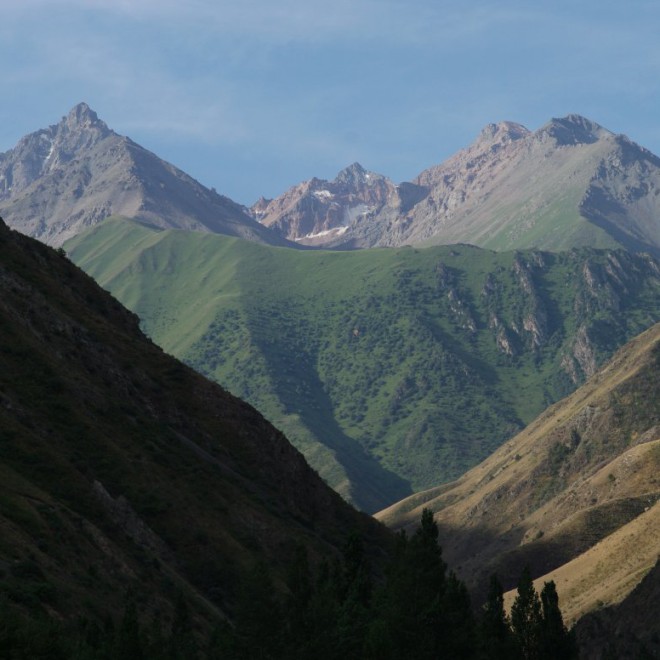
[254,115,660,255]
[2,105,659,258]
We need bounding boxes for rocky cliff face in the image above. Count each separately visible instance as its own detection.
[0,103,288,246]
[252,162,399,245]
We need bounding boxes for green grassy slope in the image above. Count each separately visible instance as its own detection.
[67,217,660,511]
[420,156,620,253]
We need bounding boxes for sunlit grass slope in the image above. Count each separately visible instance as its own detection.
[379,323,660,624]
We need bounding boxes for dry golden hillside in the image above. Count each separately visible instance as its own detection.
[377,322,660,617]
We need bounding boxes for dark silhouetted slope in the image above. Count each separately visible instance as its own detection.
[0,216,388,634]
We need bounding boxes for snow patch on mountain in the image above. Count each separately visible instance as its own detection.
[294,226,348,241]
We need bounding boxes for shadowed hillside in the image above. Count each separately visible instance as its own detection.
[575,558,660,658]
[0,216,390,641]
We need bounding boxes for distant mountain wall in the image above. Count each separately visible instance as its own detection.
[254,115,660,255]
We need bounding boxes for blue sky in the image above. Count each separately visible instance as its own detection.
[2,0,660,204]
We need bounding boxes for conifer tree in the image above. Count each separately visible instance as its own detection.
[168,592,198,660]
[478,574,518,659]
[233,561,282,659]
[336,531,373,657]
[539,581,578,660]
[114,596,144,660]
[510,566,542,660]
[340,531,372,608]
[283,544,313,655]
[441,570,475,659]
[303,559,343,660]
[367,509,452,658]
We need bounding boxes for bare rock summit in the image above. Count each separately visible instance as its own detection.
[252,162,398,245]
[0,103,288,246]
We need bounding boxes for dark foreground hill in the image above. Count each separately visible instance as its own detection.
[0,216,390,644]
[66,217,660,511]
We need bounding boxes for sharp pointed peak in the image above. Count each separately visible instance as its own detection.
[334,162,382,185]
[61,102,110,135]
[67,102,97,121]
[340,161,366,173]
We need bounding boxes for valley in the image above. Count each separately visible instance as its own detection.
[1,103,659,656]
[66,216,660,512]
[0,216,583,658]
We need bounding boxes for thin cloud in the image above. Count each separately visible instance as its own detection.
[1,0,564,49]
[2,0,660,202]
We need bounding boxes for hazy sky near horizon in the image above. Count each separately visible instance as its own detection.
[2,0,660,204]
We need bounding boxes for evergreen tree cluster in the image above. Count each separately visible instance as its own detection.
[0,590,197,660]
[0,510,578,659]
[213,509,578,660]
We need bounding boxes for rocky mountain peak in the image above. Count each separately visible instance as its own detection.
[536,114,611,146]
[0,103,114,204]
[476,121,530,147]
[253,161,395,245]
[252,196,272,211]
[0,105,284,247]
[334,162,370,186]
[66,102,101,126]
[59,102,112,142]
